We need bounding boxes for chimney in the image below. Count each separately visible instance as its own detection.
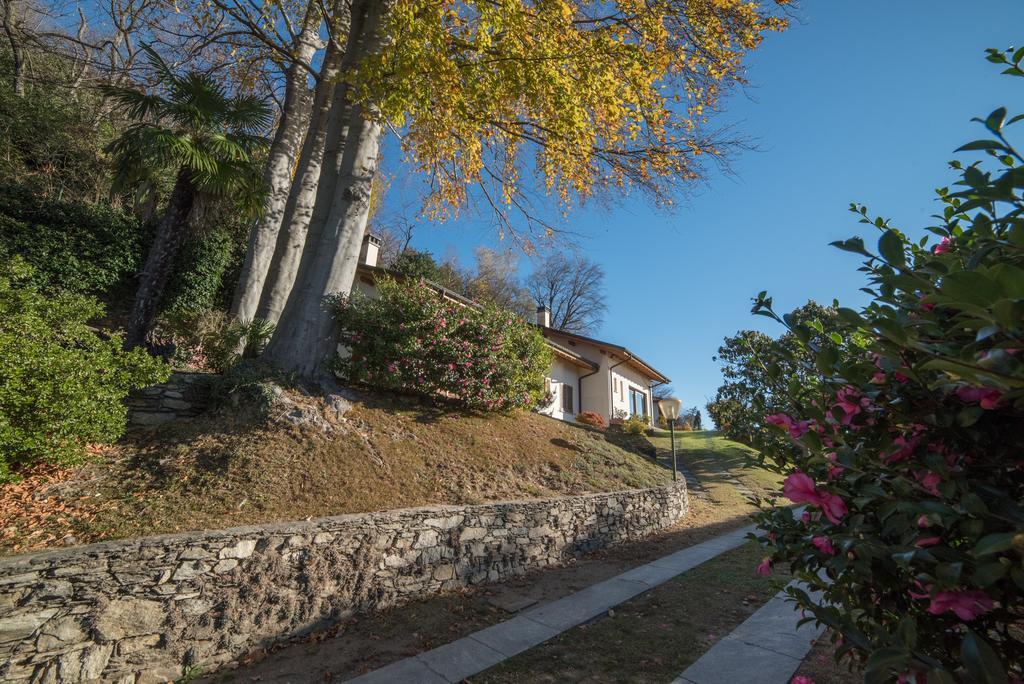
[536,305,551,328]
[359,233,381,267]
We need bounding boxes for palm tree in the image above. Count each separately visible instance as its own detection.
[103,47,271,348]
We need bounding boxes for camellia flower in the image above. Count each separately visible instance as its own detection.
[783,472,848,524]
[933,236,951,254]
[765,413,812,439]
[955,385,1003,410]
[926,590,993,621]
[812,536,836,556]
[915,536,941,548]
[834,386,871,425]
[791,677,816,684]
[915,470,943,497]
[756,558,773,576]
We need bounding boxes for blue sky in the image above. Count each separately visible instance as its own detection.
[377,1,1024,424]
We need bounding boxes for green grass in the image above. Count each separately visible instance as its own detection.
[471,542,789,683]
[646,430,782,505]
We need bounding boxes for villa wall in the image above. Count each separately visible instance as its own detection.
[0,483,688,683]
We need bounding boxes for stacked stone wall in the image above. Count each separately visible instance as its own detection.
[0,483,687,682]
[126,372,214,426]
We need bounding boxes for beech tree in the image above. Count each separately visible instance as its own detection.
[242,0,788,378]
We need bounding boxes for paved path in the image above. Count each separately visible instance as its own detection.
[672,582,825,684]
[346,524,756,683]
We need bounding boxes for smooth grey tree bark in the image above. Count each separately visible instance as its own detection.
[230,2,321,322]
[262,0,391,377]
[2,0,25,96]
[255,27,347,327]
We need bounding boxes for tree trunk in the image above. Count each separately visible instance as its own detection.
[2,0,25,96]
[255,28,347,326]
[125,169,197,348]
[229,2,321,322]
[262,0,389,377]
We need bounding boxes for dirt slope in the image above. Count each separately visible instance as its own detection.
[1,388,671,554]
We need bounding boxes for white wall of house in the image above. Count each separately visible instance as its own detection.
[609,362,654,423]
[538,358,584,421]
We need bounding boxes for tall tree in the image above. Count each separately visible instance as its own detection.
[103,49,270,347]
[252,0,786,378]
[229,1,323,323]
[464,247,532,318]
[526,252,607,333]
[708,301,837,443]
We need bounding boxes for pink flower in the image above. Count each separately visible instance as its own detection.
[792,677,816,684]
[927,590,993,621]
[783,472,848,525]
[870,371,887,384]
[915,536,941,548]
[765,413,811,439]
[917,515,932,528]
[955,385,1003,410]
[834,386,870,425]
[933,236,951,254]
[915,471,943,497]
[812,536,836,556]
[783,472,819,505]
[756,558,773,576]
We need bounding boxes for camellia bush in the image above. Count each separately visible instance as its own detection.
[0,258,170,482]
[749,47,1024,683]
[332,276,551,411]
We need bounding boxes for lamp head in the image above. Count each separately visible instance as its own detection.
[659,397,682,421]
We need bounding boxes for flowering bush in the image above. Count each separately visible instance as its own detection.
[576,411,607,428]
[750,48,1024,682]
[332,276,551,411]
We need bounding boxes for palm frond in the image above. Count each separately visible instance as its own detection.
[99,84,167,122]
[226,95,274,134]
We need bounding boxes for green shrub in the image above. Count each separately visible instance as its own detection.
[162,227,238,316]
[0,258,170,481]
[0,183,146,296]
[750,47,1024,682]
[576,411,607,428]
[621,414,648,435]
[333,276,551,411]
[155,309,274,373]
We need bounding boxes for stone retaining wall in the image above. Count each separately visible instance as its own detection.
[0,483,687,683]
[126,372,215,426]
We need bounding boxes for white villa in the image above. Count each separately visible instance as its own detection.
[353,234,670,426]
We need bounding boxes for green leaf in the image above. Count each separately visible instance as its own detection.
[955,139,1009,152]
[878,230,906,267]
[828,331,843,345]
[984,107,1007,133]
[927,669,957,684]
[874,317,908,344]
[940,271,1001,305]
[973,562,1008,587]
[830,237,872,257]
[974,532,1015,556]
[961,631,1008,684]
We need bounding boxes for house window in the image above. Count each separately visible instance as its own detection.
[562,384,574,413]
[628,387,647,418]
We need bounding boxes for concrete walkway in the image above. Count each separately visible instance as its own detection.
[672,582,825,684]
[346,524,756,683]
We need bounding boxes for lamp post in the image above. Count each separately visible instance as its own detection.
[659,397,682,482]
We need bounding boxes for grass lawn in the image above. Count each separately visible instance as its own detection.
[647,429,782,504]
[471,541,790,683]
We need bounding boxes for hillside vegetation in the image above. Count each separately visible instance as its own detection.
[1,388,672,554]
